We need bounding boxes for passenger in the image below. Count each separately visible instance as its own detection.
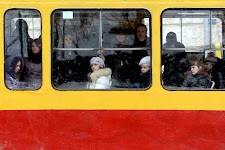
[133,24,150,48]
[21,39,42,87]
[4,55,23,88]
[204,52,225,89]
[75,19,100,80]
[162,32,185,49]
[87,57,112,89]
[134,56,151,88]
[132,24,149,62]
[162,52,189,87]
[111,28,133,48]
[77,19,99,56]
[63,33,77,60]
[103,28,133,83]
[182,60,211,88]
[131,24,150,83]
[5,19,32,58]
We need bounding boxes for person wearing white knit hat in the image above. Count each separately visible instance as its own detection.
[139,56,150,74]
[133,56,151,88]
[87,57,112,89]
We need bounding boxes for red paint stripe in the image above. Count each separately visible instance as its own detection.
[0,110,224,149]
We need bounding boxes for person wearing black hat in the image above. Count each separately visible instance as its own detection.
[162,32,185,49]
[204,52,225,89]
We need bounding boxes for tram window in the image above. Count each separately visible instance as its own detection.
[51,9,151,90]
[161,9,225,90]
[4,9,42,90]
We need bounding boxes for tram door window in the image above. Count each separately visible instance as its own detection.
[51,9,151,90]
[4,9,42,90]
[161,9,225,90]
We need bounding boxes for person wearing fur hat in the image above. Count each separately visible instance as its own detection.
[87,57,112,89]
[134,56,151,88]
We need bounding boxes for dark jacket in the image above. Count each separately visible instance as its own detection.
[209,58,225,89]
[132,36,149,64]
[134,71,151,88]
[183,70,211,88]
[162,52,189,87]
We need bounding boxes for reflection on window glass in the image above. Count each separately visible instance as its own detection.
[52,9,151,90]
[162,9,225,90]
[4,9,42,90]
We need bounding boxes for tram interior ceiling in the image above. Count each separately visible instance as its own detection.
[161,9,225,90]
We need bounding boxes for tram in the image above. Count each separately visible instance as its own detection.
[0,0,225,111]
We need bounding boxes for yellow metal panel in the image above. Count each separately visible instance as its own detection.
[0,1,225,110]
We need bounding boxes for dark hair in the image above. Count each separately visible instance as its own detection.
[16,19,28,31]
[190,60,203,67]
[28,38,42,64]
[33,38,42,50]
[135,24,147,32]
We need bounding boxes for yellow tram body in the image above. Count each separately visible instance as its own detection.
[0,0,225,110]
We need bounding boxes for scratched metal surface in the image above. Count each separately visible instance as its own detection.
[0,110,224,149]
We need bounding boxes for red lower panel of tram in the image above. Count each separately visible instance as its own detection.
[0,110,224,149]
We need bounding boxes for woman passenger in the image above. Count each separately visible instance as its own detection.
[21,39,42,86]
[182,60,211,88]
[5,55,23,88]
[131,24,150,83]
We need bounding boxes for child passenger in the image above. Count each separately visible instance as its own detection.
[4,55,22,88]
[182,60,211,88]
[87,57,112,89]
[134,56,151,88]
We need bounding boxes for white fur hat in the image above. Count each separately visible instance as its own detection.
[90,57,105,68]
[139,56,150,66]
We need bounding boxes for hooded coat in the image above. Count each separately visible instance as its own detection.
[87,68,112,89]
[5,56,22,87]
[5,19,32,57]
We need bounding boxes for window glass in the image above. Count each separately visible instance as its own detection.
[162,9,225,90]
[52,9,151,90]
[4,9,42,90]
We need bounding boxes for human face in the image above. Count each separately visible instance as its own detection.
[91,63,101,72]
[32,42,40,54]
[116,33,125,43]
[15,61,21,74]
[136,26,147,41]
[64,35,72,48]
[141,64,150,74]
[205,62,213,71]
[82,25,90,35]
[191,65,201,75]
